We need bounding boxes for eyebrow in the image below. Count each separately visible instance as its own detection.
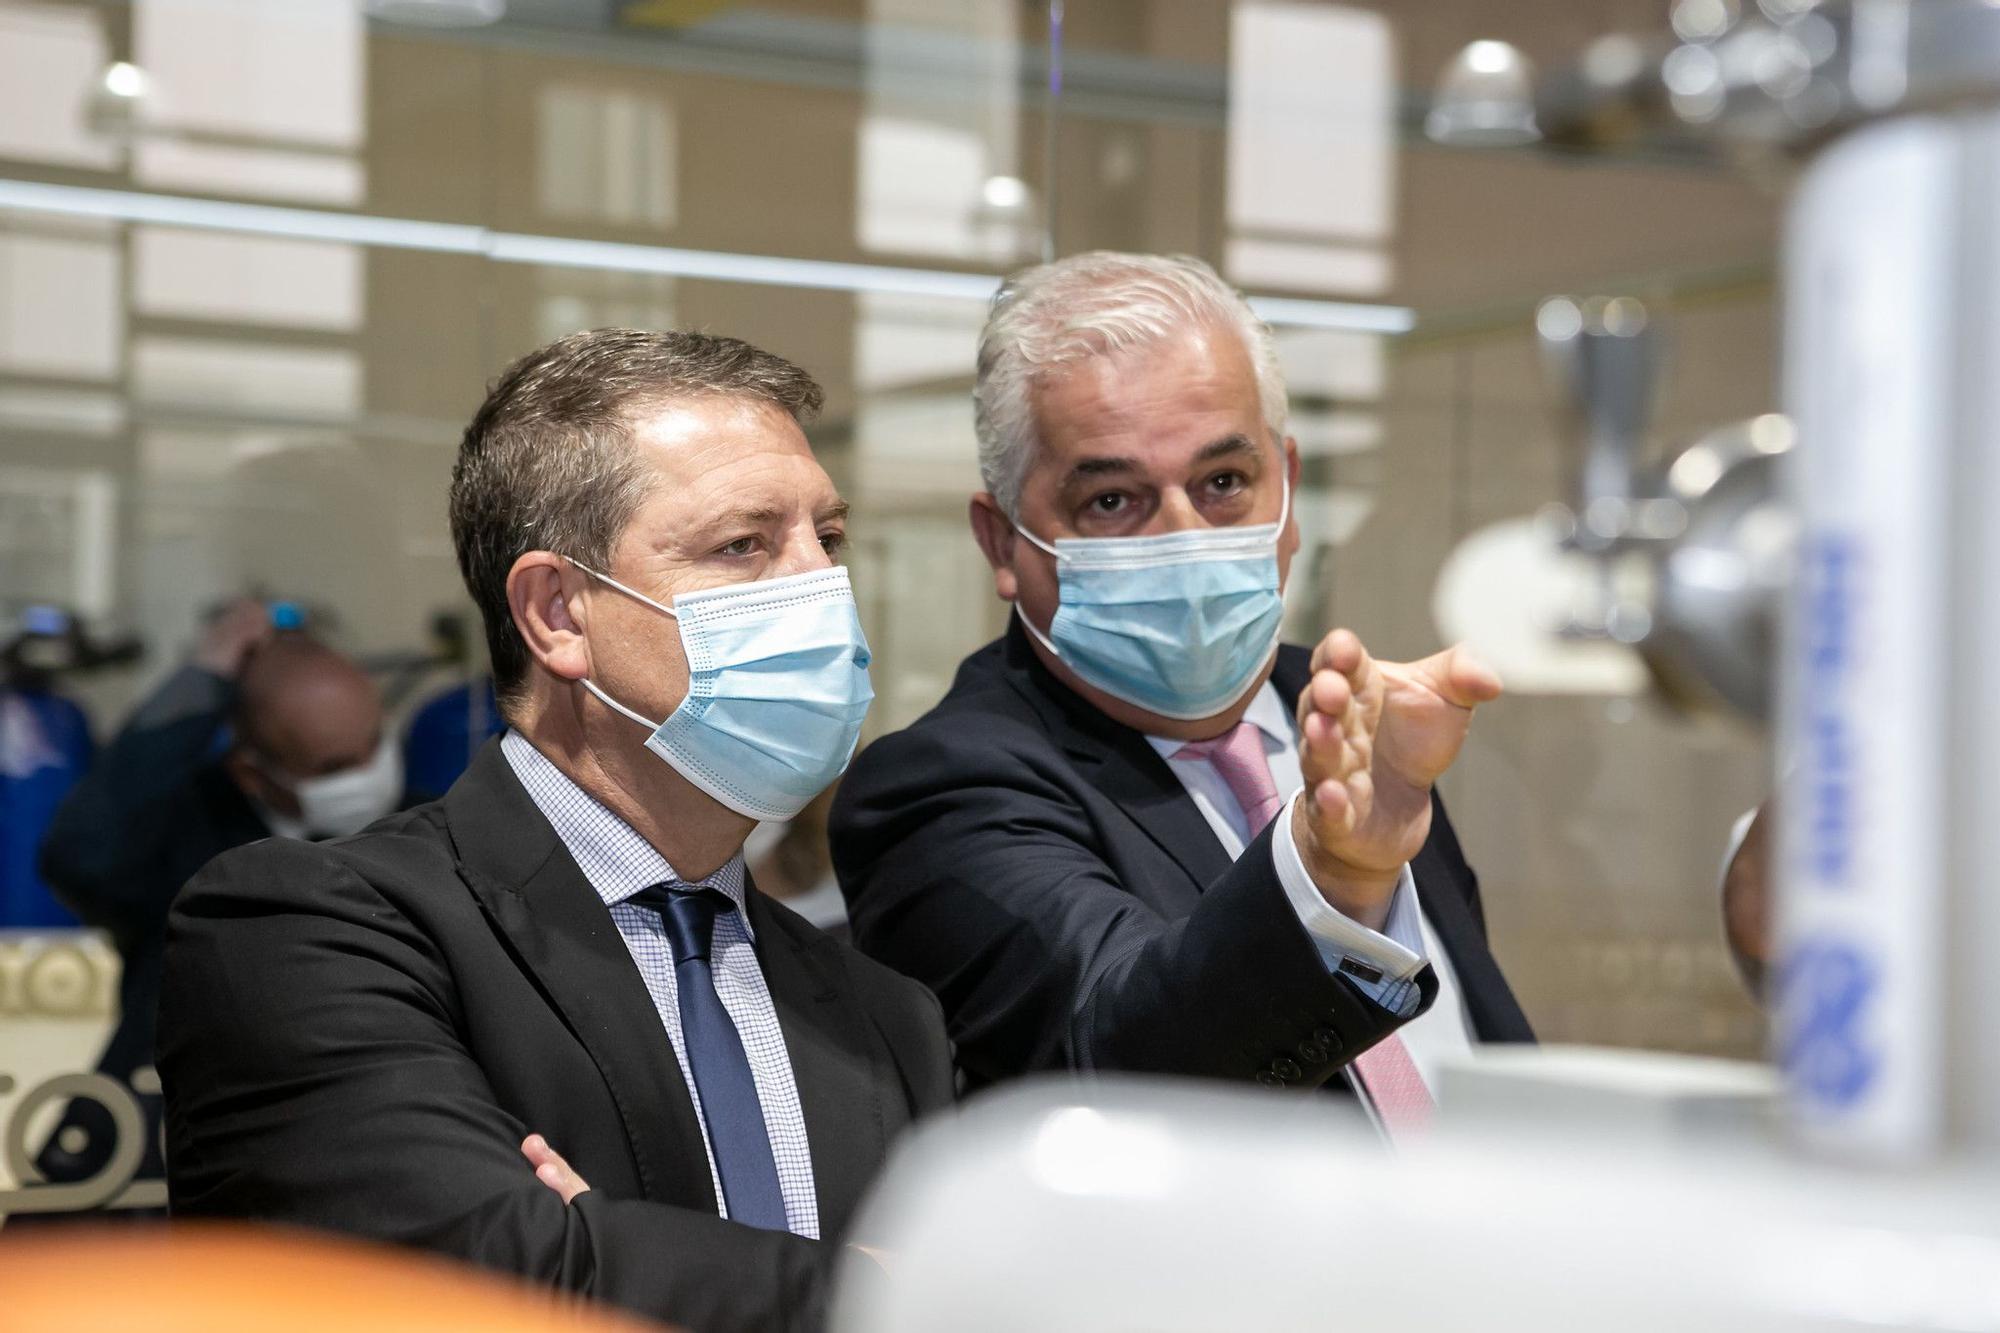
[1060,433,1263,488]
[700,505,786,533]
[688,501,850,542]
[1194,433,1260,465]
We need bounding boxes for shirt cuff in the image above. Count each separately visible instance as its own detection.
[1271,791,1427,1018]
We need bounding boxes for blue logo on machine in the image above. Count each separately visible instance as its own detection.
[1800,535,1858,890]
[1778,938,1878,1109]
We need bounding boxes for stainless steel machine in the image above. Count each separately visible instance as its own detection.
[1528,0,2000,1163]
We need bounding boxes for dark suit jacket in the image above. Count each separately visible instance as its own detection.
[38,666,269,1189]
[830,621,1532,1094]
[159,738,954,1333]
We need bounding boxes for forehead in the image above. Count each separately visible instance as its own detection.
[1026,325,1264,465]
[625,394,817,479]
[257,671,381,761]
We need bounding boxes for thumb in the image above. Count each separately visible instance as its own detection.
[1411,643,1503,710]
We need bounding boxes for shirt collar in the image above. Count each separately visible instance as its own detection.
[1143,680,1295,761]
[498,730,751,928]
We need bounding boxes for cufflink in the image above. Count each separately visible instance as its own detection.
[1338,957,1385,985]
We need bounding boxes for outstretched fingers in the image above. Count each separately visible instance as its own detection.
[1415,643,1504,710]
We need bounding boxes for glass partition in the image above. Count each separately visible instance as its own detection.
[0,0,1777,1221]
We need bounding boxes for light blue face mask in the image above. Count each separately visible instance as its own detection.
[1014,478,1290,721]
[570,562,875,821]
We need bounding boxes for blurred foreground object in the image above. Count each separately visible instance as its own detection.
[827,1073,2000,1333]
[0,1225,665,1332]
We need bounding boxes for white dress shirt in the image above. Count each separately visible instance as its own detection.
[1146,682,1476,1094]
[501,730,820,1237]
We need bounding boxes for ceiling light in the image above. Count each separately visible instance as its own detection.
[1426,39,1540,148]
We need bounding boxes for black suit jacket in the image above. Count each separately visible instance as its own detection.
[159,739,953,1333]
[830,621,1531,1094]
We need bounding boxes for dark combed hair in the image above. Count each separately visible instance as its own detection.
[448,328,824,710]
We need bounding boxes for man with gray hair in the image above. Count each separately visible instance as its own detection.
[159,329,952,1333]
[832,253,1532,1129]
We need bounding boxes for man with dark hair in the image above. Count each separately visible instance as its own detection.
[158,329,952,1333]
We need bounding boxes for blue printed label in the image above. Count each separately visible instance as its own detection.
[1779,938,1879,1109]
[1800,535,1858,891]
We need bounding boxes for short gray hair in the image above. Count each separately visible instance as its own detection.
[450,327,823,710]
[972,252,1288,516]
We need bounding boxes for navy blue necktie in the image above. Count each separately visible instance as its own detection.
[628,883,788,1231]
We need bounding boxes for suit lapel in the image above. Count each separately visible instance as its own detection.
[747,888,889,1237]
[1060,728,1233,889]
[1006,626,1319,894]
[1410,833,1535,1044]
[1266,644,1312,711]
[445,741,717,1210]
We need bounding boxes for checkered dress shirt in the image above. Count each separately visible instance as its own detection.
[500,731,820,1238]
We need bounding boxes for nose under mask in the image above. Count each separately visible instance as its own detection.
[569,561,876,822]
[1011,478,1290,721]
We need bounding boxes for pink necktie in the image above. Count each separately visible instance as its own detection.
[1174,721,1284,836]
[1352,1034,1434,1142]
[1178,721,1435,1141]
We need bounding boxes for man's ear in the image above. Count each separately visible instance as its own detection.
[1283,434,1302,489]
[968,493,1020,602]
[222,747,293,817]
[507,552,590,685]
[220,747,257,796]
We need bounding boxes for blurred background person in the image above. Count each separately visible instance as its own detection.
[402,674,504,804]
[1720,800,1774,999]
[1,608,100,929]
[33,600,399,1194]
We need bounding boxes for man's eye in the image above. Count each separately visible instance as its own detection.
[819,530,848,556]
[1207,471,1246,496]
[1089,493,1129,515]
[720,536,758,557]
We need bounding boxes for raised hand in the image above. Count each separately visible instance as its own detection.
[194,598,275,678]
[1290,629,1502,929]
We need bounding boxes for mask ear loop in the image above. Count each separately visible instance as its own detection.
[1008,511,1062,560]
[1000,507,1068,654]
[566,557,677,732]
[568,558,681,620]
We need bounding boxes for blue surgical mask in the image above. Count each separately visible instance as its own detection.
[570,562,875,821]
[1014,478,1290,721]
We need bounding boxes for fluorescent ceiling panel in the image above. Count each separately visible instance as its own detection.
[0,179,1416,334]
